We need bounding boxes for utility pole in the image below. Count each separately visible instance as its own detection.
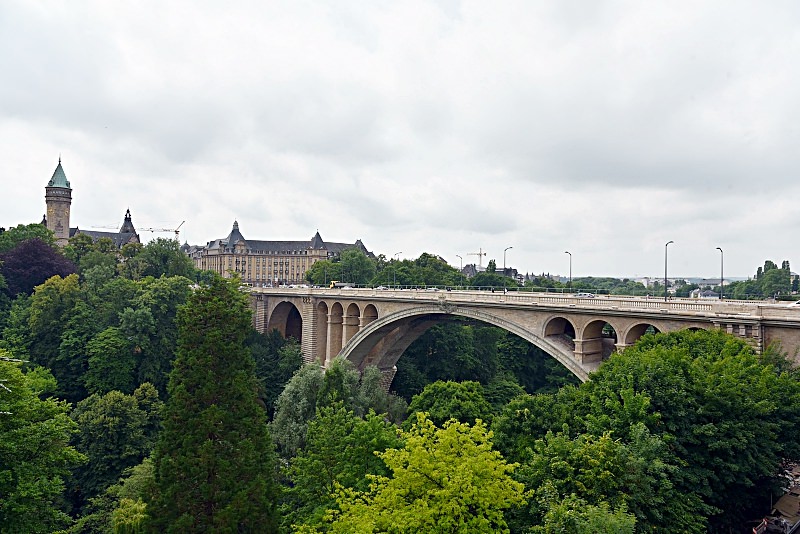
[455,254,463,287]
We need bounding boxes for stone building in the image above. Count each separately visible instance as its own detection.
[42,159,140,248]
[185,221,372,286]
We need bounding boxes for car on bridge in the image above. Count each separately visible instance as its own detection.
[575,292,596,298]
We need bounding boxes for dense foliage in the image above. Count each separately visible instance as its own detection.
[147,275,280,532]
[2,226,799,532]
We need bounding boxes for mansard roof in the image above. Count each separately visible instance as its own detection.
[201,223,373,257]
[47,158,71,189]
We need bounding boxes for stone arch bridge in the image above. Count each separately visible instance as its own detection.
[250,287,800,385]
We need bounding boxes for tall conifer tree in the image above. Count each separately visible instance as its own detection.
[148,276,279,532]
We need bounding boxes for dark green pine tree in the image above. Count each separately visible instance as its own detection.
[147,276,279,533]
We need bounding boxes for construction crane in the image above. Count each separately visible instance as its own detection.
[140,221,185,242]
[467,248,487,268]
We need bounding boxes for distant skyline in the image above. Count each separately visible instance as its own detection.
[2,1,798,279]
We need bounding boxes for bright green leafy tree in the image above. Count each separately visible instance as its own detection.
[325,413,526,533]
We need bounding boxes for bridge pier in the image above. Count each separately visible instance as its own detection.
[574,337,604,365]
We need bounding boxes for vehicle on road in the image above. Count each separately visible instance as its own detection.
[575,292,596,298]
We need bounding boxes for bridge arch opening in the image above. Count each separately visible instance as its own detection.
[624,323,661,346]
[329,302,344,356]
[315,302,329,364]
[582,319,619,361]
[341,307,589,392]
[268,301,303,343]
[344,303,361,345]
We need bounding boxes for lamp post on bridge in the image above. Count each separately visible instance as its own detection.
[716,247,724,299]
[456,254,463,288]
[393,252,402,287]
[503,246,513,290]
[564,251,572,291]
[664,240,674,302]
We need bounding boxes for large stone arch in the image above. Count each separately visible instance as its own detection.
[267,301,303,342]
[338,305,589,383]
[622,322,662,346]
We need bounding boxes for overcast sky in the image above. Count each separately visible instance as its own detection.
[2,1,798,279]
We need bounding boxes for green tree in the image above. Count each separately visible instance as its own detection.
[84,326,137,394]
[69,384,162,511]
[281,403,402,531]
[271,360,406,458]
[305,259,340,286]
[325,414,525,533]
[487,259,497,273]
[338,248,376,286]
[0,223,56,252]
[0,354,86,533]
[138,238,194,279]
[582,329,800,530]
[27,273,84,402]
[407,380,493,427]
[147,276,279,533]
[247,329,303,416]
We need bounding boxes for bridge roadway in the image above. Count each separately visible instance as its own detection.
[249,287,800,384]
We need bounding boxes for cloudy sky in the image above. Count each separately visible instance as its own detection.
[2,1,798,279]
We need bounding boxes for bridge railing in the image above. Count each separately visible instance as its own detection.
[251,286,799,318]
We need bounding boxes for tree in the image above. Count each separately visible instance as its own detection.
[271,360,407,458]
[84,327,137,395]
[407,380,493,427]
[69,384,162,511]
[27,273,83,402]
[281,403,402,530]
[147,276,279,532]
[138,238,194,279]
[247,329,303,416]
[305,259,340,286]
[0,238,77,297]
[487,259,497,273]
[0,223,55,253]
[338,248,376,286]
[581,329,800,530]
[325,414,525,533]
[0,354,86,533]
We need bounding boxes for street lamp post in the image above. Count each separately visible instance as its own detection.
[393,252,402,287]
[716,247,724,299]
[503,246,513,289]
[664,241,674,302]
[456,254,463,288]
[564,251,572,290]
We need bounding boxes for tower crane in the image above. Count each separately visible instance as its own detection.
[139,221,185,241]
[467,248,487,268]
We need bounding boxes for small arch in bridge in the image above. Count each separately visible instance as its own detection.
[268,301,303,343]
[344,303,361,345]
[315,301,329,364]
[544,316,576,339]
[624,323,660,346]
[363,304,378,327]
[329,302,344,357]
[582,319,618,360]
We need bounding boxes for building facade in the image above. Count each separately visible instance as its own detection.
[42,159,140,248]
[185,221,371,286]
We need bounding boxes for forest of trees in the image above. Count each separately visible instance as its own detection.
[2,223,800,532]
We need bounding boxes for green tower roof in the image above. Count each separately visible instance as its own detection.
[47,158,71,189]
